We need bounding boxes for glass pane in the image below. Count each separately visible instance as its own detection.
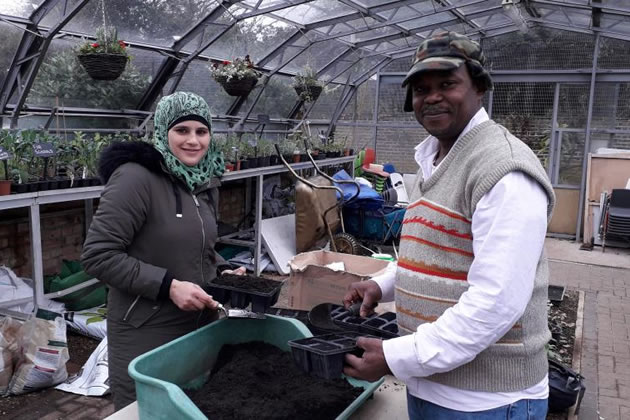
[280,41,348,74]
[378,76,415,123]
[248,75,298,118]
[335,123,375,154]
[382,57,412,72]
[0,21,24,89]
[64,0,223,47]
[341,79,375,122]
[201,17,297,63]
[308,82,344,119]
[175,60,238,116]
[376,126,425,174]
[599,36,630,69]
[26,38,156,110]
[272,0,355,25]
[492,82,555,170]
[481,28,594,70]
[0,1,45,17]
[558,84,589,128]
[558,132,584,186]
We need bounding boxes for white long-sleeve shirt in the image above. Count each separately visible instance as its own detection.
[373,108,550,411]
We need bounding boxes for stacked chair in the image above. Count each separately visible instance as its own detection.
[602,189,630,252]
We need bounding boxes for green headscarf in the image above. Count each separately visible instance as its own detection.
[153,92,224,191]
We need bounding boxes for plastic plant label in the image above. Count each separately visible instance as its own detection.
[33,142,55,157]
[0,146,10,160]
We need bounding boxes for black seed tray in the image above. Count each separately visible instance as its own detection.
[206,279,283,312]
[330,304,399,339]
[288,332,370,380]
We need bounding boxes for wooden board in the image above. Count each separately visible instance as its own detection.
[549,188,579,235]
[261,214,296,275]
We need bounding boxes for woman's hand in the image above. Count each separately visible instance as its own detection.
[169,279,219,311]
[221,266,247,276]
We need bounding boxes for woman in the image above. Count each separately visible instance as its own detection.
[81,92,242,409]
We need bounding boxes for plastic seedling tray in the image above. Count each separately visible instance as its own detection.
[206,276,283,312]
[289,332,371,380]
[329,304,399,338]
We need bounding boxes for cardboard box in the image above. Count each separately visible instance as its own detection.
[287,251,390,311]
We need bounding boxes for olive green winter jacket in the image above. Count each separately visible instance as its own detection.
[81,141,230,329]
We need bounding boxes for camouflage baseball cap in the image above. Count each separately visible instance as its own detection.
[402,31,492,111]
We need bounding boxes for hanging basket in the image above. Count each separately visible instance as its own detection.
[77,53,128,81]
[294,85,323,102]
[219,76,259,97]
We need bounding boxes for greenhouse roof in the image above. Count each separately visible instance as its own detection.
[1,0,629,126]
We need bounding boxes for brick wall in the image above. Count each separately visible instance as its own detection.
[0,205,84,278]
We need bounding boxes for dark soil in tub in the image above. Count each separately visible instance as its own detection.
[185,341,362,420]
[213,274,281,293]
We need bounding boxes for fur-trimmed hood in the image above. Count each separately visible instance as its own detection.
[98,141,164,184]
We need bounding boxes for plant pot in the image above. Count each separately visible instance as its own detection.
[269,155,279,166]
[48,179,59,190]
[36,180,50,191]
[300,153,308,162]
[11,183,28,194]
[58,178,71,189]
[258,156,270,167]
[294,85,323,102]
[225,162,235,172]
[239,160,250,170]
[0,180,11,196]
[89,177,101,186]
[292,154,301,163]
[282,154,293,163]
[247,157,259,168]
[219,76,258,97]
[27,182,38,192]
[77,53,128,81]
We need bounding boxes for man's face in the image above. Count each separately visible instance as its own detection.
[411,65,483,143]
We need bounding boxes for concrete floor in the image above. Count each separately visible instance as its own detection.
[545,238,630,420]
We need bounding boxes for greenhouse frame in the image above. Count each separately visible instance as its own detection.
[2,2,630,419]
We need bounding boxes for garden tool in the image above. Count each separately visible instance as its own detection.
[308,301,377,332]
[216,303,266,319]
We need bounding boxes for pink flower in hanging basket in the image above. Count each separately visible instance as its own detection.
[91,43,100,48]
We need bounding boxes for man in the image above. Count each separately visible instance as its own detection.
[343,32,555,419]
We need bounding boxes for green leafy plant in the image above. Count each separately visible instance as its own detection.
[77,26,129,57]
[292,67,326,102]
[210,55,261,84]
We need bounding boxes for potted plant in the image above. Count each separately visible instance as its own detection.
[0,130,17,195]
[292,67,324,103]
[210,55,261,97]
[76,26,129,81]
[257,139,273,167]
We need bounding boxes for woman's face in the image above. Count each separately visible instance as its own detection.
[167,120,210,166]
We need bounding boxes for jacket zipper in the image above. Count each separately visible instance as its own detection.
[123,295,141,321]
[192,193,207,328]
[192,194,206,283]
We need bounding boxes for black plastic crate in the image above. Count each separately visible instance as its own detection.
[288,332,368,380]
[329,304,399,338]
[206,278,283,312]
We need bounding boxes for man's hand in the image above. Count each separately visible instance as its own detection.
[221,266,246,276]
[343,280,383,317]
[344,337,392,382]
[170,279,219,311]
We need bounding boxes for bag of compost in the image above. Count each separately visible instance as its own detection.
[0,316,22,395]
[7,309,69,395]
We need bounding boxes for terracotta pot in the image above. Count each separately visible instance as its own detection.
[0,180,11,196]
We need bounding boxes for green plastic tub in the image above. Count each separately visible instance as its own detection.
[128,315,384,420]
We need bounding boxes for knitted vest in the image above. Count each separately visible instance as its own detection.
[396,120,556,392]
